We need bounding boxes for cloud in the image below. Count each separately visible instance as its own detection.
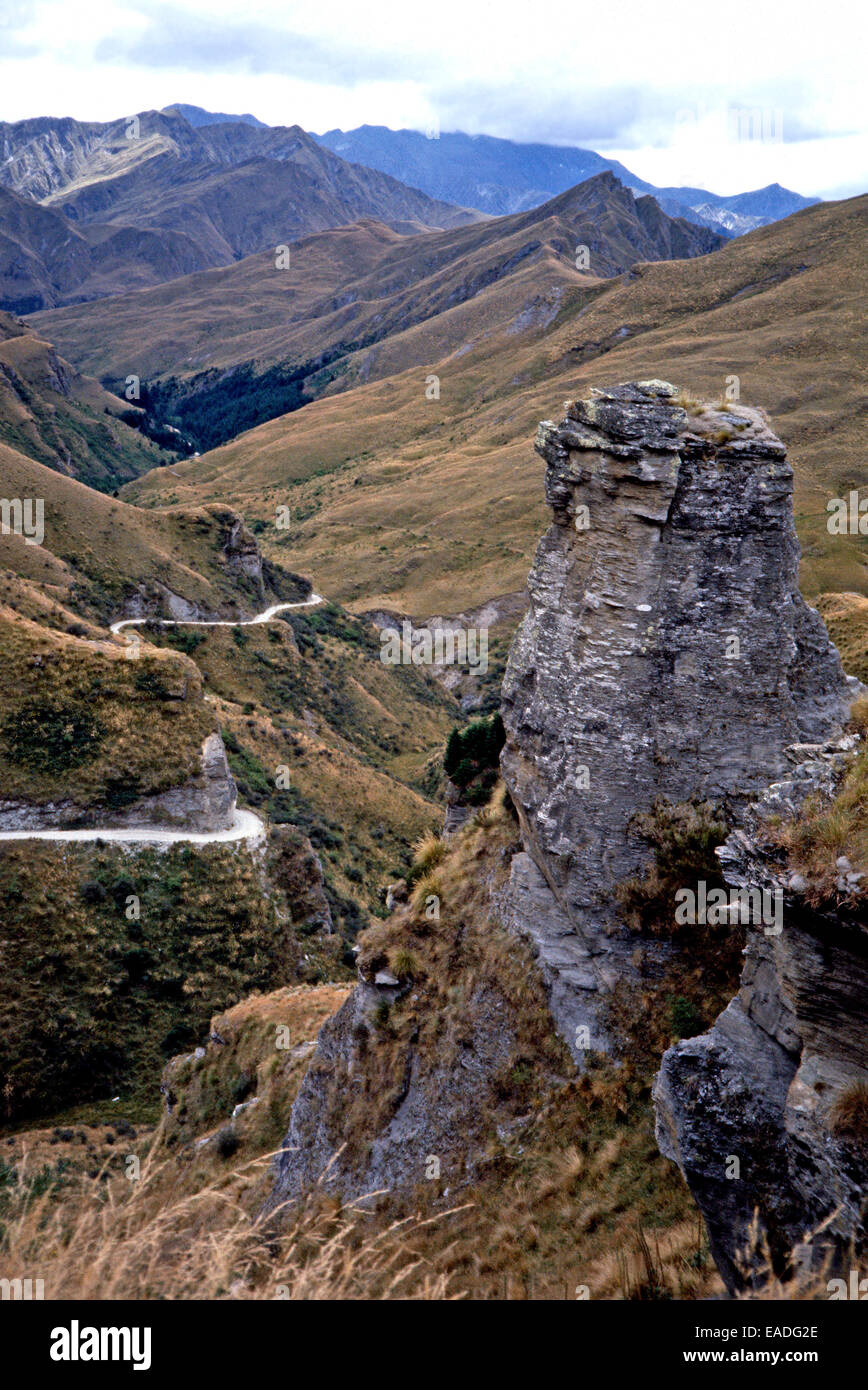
[431,82,649,149]
[95,2,435,85]
[430,75,852,153]
[0,0,39,55]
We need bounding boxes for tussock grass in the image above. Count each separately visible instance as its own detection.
[408,831,448,882]
[0,1135,454,1300]
[410,869,444,913]
[815,595,868,685]
[2,793,732,1299]
[0,841,296,1123]
[828,1081,868,1145]
[0,611,214,807]
[780,739,868,893]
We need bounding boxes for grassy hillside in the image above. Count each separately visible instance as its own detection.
[120,194,868,618]
[0,798,728,1299]
[140,603,455,918]
[0,441,308,626]
[0,610,214,810]
[32,175,720,385]
[31,175,720,452]
[0,311,173,488]
[0,839,296,1124]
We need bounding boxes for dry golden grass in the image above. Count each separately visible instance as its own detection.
[780,737,868,891]
[162,984,352,1163]
[0,797,737,1300]
[0,608,215,807]
[827,1080,868,1143]
[0,314,166,489]
[121,195,868,617]
[408,830,448,877]
[0,439,304,632]
[815,592,868,685]
[0,1136,456,1299]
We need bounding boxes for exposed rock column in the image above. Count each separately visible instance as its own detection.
[499,381,852,1055]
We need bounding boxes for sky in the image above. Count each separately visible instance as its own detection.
[1,0,866,199]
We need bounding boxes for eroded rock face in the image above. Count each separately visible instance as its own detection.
[271,976,519,1207]
[0,731,236,832]
[267,825,334,935]
[110,730,237,832]
[654,739,868,1292]
[500,381,852,1054]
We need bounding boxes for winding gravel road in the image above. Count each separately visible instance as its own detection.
[4,592,324,845]
[109,592,324,636]
[0,808,267,846]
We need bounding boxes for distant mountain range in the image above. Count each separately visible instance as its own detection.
[0,110,480,312]
[313,125,820,236]
[0,105,823,318]
[164,103,268,129]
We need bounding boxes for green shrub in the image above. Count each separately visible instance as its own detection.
[215,1126,240,1159]
[616,799,729,938]
[443,713,505,806]
[0,698,105,772]
[668,996,703,1039]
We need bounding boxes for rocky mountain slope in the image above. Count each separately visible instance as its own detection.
[0,610,235,832]
[266,383,862,1302]
[268,784,722,1303]
[0,110,479,311]
[655,729,868,1292]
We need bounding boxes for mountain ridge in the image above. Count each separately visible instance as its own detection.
[29,170,723,452]
[313,123,820,234]
[0,110,481,311]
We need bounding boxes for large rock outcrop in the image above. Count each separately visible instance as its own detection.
[0,730,237,832]
[500,381,853,1056]
[654,737,868,1292]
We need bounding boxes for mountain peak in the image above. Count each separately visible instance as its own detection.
[162,103,268,129]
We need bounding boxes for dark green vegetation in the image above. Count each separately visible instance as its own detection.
[131,361,317,455]
[0,842,296,1124]
[444,712,506,804]
[616,799,730,937]
[603,799,745,1071]
[2,697,105,775]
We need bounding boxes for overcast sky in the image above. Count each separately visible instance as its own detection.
[1,0,866,198]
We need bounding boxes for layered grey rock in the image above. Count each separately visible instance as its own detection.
[0,730,236,832]
[655,736,867,1292]
[500,381,852,1054]
[271,974,518,1207]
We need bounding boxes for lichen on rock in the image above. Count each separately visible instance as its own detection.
[500,380,854,1057]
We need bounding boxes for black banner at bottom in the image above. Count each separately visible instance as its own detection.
[6,1295,863,1377]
